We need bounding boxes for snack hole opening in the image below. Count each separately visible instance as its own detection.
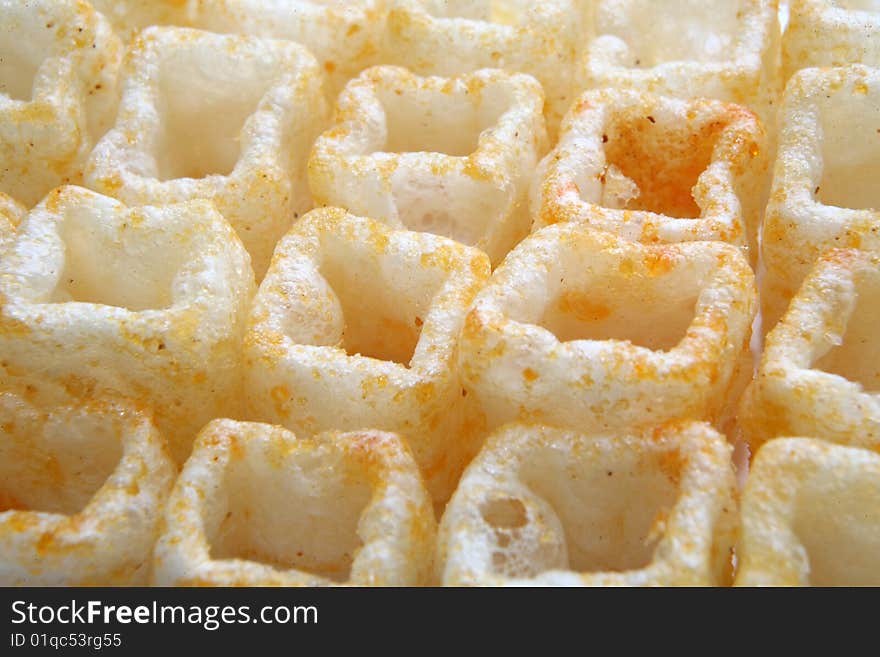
[154,48,280,180]
[838,1,880,12]
[0,402,123,516]
[596,111,721,219]
[539,255,701,351]
[813,269,880,392]
[317,232,443,366]
[595,0,741,68]
[209,442,371,582]
[0,11,56,102]
[792,469,880,586]
[53,205,184,310]
[518,445,681,573]
[814,86,880,211]
[376,83,505,156]
[421,0,527,25]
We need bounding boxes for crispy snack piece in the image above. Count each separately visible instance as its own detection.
[784,1,880,79]
[531,88,768,259]
[762,65,880,330]
[437,422,737,586]
[0,389,175,585]
[0,186,255,465]
[244,208,490,504]
[459,223,756,436]
[0,192,25,254]
[735,438,880,586]
[385,0,580,133]
[153,420,436,586]
[90,0,197,42]
[85,26,328,278]
[192,0,385,95]
[309,66,548,265]
[741,249,880,452]
[0,0,122,206]
[579,0,781,125]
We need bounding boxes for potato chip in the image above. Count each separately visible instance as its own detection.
[735,437,880,586]
[309,66,548,265]
[153,420,436,586]
[459,223,756,436]
[0,388,175,585]
[784,1,880,79]
[84,26,328,278]
[0,0,122,206]
[385,0,580,134]
[741,248,880,452]
[579,0,781,126]
[762,65,880,330]
[90,0,197,42]
[437,421,737,586]
[531,88,768,259]
[243,207,490,504]
[0,186,255,464]
[192,0,385,96]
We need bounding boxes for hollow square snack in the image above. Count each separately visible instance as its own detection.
[762,65,880,330]
[0,186,255,465]
[784,1,880,80]
[741,248,880,452]
[243,208,490,504]
[458,223,756,436]
[0,0,122,206]
[0,389,175,586]
[90,0,197,42]
[735,438,880,586]
[85,26,328,278]
[579,0,781,125]
[437,421,737,586]
[385,0,580,133]
[192,0,385,96]
[309,66,547,265]
[152,420,436,586]
[531,88,768,259]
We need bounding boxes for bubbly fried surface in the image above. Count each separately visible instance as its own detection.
[437,421,737,586]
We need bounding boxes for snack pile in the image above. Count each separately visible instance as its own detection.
[1,0,878,587]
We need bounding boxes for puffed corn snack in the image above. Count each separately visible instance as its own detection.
[153,420,436,586]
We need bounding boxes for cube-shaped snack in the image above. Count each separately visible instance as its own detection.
[385,0,579,133]
[579,0,781,125]
[153,420,436,586]
[458,223,756,436]
[0,0,122,206]
[90,0,197,42]
[762,65,880,330]
[193,0,385,96]
[741,249,880,452]
[0,389,175,585]
[85,26,328,278]
[437,421,737,586]
[784,1,880,80]
[531,88,768,259]
[309,66,547,265]
[736,438,880,586]
[0,186,255,465]
[244,208,491,504]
